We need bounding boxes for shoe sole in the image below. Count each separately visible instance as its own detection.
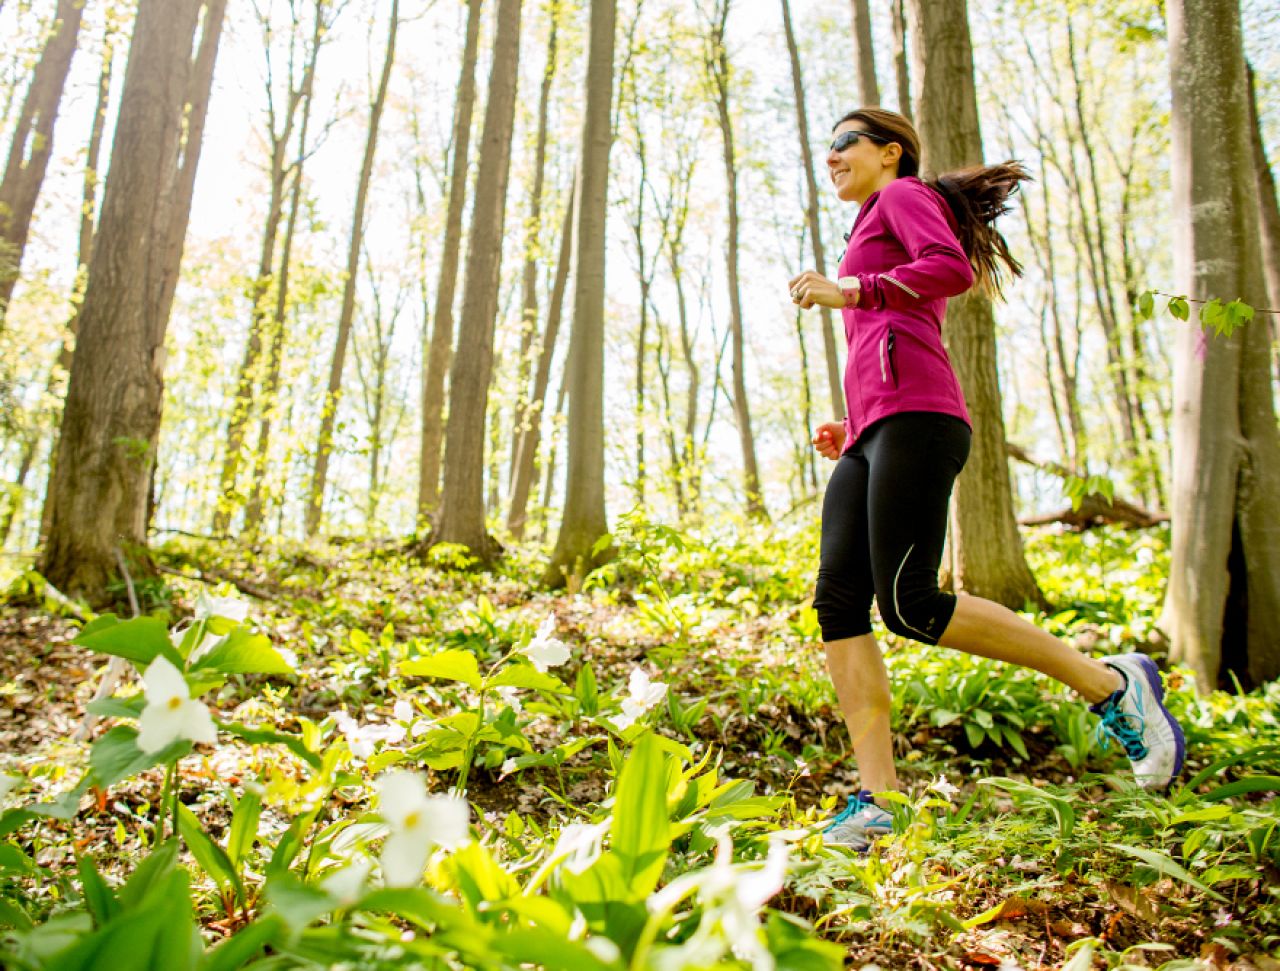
[1132,654,1187,789]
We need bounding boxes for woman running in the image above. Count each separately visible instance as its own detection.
[788,107,1184,849]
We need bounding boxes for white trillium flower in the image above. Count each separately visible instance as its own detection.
[393,699,413,722]
[500,757,519,778]
[195,591,251,624]
[552,820,610,875]
[335,711,406,761]
[523,615,570,672]
[929,774,960,799]
[375,771,470,887]
[136,656,217,754]
[0,773,22,800]
[609,667,668,731]
[496,685,523,713]
[321,857,373,907]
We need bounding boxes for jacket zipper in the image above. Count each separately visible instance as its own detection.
[887,327,899,388]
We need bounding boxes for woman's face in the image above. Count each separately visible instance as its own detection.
[827,120,899,204]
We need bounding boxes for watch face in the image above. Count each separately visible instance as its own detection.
[837,276,859,290]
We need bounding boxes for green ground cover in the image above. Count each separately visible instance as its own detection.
[1,519,1277,970]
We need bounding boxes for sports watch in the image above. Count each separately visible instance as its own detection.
[837,276,860,309]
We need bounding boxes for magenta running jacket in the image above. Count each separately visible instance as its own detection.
[838,176,974,448]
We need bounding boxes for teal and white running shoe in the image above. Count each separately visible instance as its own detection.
[823,790,893,850]
[1091,652,1186,790]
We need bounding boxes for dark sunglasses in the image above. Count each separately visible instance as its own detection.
[829,129,892,153]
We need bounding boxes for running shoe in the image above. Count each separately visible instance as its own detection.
[1091,652,1186,790]
[823,790,893,850]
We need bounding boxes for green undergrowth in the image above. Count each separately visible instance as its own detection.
[1,517,1277,969]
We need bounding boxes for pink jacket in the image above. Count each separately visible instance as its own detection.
[838,176,973,447]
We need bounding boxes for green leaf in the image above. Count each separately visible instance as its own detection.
[203,915,283,971]
[1168,295,1190,320]
[1136,290,1155,319]
[190,627,293,676]
[86,696,145,720]
[1201,776,1280,802]
[74,616,183,670]
[77,856,119,927]
[265,872,335,934]
[177,804,244,907]
[1107,842,1226,902]
[77,614,122,638]
[89,726,191,788]
[575,663,599,716]
[611,732,669,899]
[227,788,263,865]
[489,664,569,694]
[218,721,323,769]
[400,649,482,689]
[118,840,179,911]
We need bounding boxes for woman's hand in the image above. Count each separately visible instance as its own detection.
[788,270,846,310]
[812,421,846,460]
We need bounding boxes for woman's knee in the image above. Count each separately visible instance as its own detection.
[877,582,955,645]
[813,572,873,643]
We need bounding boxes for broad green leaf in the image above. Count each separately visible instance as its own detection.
[74,616,183,670]
[203,915,283,971]
[489,664,569,694]
[191,627,293,676]
[265,873,335,934]
[218,720,323,769]
[400,649,481,689]
[86,696,145,720]
[1168,295,1190,320]
[118,839,179,911]
[611,732,669,899]
[76,856,119,927]
[227,789,263,865]
[177,804,244,906]
[1136,290,1155,319]
[575,662,599,716]
[1108,842,1226,902]
[89,726,190,789]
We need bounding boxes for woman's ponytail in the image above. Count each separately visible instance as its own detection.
[928,161,1032,300]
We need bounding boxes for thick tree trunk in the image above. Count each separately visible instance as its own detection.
[39,0,226,603]
[780,0,842,419]
[706,1,765,519]
[0,0,86,321]
[848,0,879,106]
[1247,63,1280,366]
[544,0,616,586]
[1164,0,1280,691]
[508,176,574,539]
[434,0,524,559]
[907,0,1046,610]
[419,0,484,520]
[306,0,398,535]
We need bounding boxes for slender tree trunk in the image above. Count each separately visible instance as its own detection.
[545,0,617,586]
[419,0,484,520]
[848,0,879,106]
[889,0,911,118]
[781,0,842,418]
[507,175,574,539]
[0,0,86,321]
[1164,0,1280,691]
[706,0,765,519]
[907,0,1045,610]
[1247,62,1280,370]
[39,0,226,603]
[510,4,560,488]
[306,0,399,535]
[537,373,569,543]
[434,0,524,559]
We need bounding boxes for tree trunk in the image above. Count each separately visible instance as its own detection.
[1247,62,1280,369]
[848,0,879,106]
[306,0,399,535]
[544,0,616,586]
[889,0,911,118]
[510,5,560,490]
[433,0,524,559]
[243,6,328,537]
[1164,0,1280,691]
[706,0,765,519]
[419,0,484,520]
[213,3,319,534]
[507,175,574,539]
[907,0,1046,610]
[0,0,86,321]
[39,0,227,604]
[780,0,842,419]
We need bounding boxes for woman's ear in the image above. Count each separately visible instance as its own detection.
[882,142,903,167]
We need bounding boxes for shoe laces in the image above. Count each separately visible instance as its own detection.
[825,791,876,832]
[1095,702,1149,760]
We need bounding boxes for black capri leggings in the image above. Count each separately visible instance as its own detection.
[813,411,971,645]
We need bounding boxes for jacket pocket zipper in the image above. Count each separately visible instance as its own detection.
[887,327,899,388]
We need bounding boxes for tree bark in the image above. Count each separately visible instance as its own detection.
[1247,62,1280,367]
[544,0,616,586]
[781,0,842,419]
[848,0,879,106]
[705,0,765,519]
[889,0,911,118]
[907,0,1046,610]
[419,0,484,520]
[306,0,399,535]
[39,0,227,603]
[507,175,574,539]
[0,0,86,321]
[433,0,524,559]
[1164,0,1280,691]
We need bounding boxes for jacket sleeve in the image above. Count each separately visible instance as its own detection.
[854,180,975,311]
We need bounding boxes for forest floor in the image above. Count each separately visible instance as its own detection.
[2,520,1279,970]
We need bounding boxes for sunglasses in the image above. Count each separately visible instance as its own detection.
[829,130,893,153]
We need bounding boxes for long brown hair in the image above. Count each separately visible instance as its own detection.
[836,107,1031,299]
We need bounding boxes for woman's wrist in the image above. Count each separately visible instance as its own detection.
[837,275,860,309]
